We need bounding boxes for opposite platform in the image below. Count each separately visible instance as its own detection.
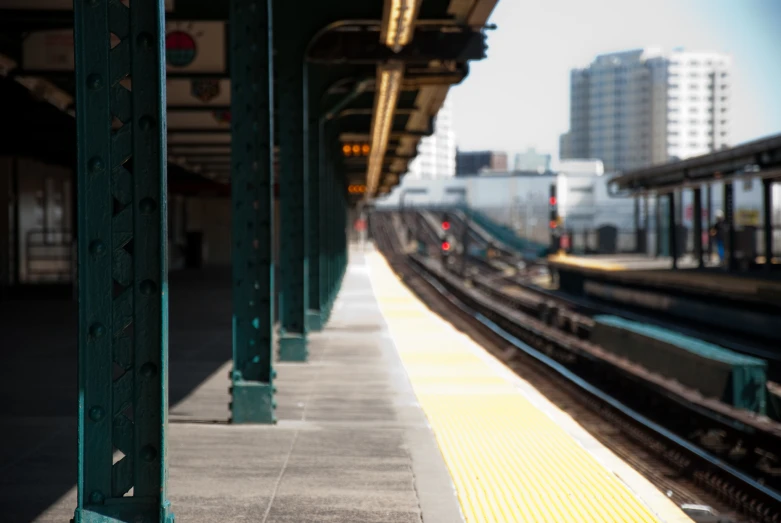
[27,250,461,523]
[368,250,691,523]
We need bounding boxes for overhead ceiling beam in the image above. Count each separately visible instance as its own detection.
[308,26,485,64]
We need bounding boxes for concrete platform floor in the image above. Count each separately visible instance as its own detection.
[0,252,461,523]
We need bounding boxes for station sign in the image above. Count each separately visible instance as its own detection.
[22,21,224,73]
[736,209,760,227]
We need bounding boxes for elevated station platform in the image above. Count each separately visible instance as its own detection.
[2,254,460,522]
[368,249,689,523]
[3,247,691,522]
[548,253,781,308]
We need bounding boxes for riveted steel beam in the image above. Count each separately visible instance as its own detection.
[228,0,276,422]
[306,112,323,332]
[277,38,308,362]
[73,0,173,521]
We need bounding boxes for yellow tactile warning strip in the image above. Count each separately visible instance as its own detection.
[548,253,625,271]
[367,252,691,523]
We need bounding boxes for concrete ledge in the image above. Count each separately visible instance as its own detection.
[231,381,276,424]
[278,334,308,362]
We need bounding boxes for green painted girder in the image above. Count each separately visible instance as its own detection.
[306,113,322,332]
[229,0,276,424]
[273,0,379,351]
[73,0,173,521]
[308,69,366,328]
[277,27,309,362]
[320,136,335,318]
[306,68,359,331]
[322,154,337,321]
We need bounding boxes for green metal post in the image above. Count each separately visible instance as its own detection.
[306,114,322,332]
[339,185,347,286]
[318,126,329,321]
[73,0,173,520]
[229,0,275,424]
[330,164,339,310]
[331,169,342,306]
[278,52,309,361]
[323,157,334,320]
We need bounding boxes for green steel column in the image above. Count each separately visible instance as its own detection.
[331,168,342,305]
[339,186,347,284]
[73,0,173,520]
[318,130,329,320]
[325,153,336,321]
[229,0,275,424]
[277,52,308,361]
[306,114,322,332]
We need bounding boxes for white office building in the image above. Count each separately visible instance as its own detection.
[404,94,457,180]
[560,48,732,173]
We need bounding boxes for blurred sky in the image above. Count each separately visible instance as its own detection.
[448,0,781,168]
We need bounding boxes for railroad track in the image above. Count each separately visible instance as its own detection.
[371,214,781,523]
[474,254,781,374]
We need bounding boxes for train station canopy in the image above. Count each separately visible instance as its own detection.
[0,0,498,200]
[609,133,781,195]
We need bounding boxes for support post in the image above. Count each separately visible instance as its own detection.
[460,210,470,277]
[319,137,331,322]
[642,193,650,255]
[763,178,773,271]
[307,114,323,332]
[278,52,308,361]
[706,184,713,257]
[73,0,173,520]
[655,194,662,258]
[668,193,677,269]
[328,164,339,311]
[724,182,736,272]
[229,0,276,423]
[693,186,703,268]
[633,196,641,253]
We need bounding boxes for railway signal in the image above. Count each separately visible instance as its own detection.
[549,183,561,251]
[441,212,451,231]
[549,184,558,229]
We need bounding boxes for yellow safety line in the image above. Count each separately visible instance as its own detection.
[547,253,625,271]
[367,253,688,523]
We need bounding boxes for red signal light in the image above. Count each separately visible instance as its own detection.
[442,241,451,251]
[442,221,450,230]
[549,220,558,229]
[549,196,557,206]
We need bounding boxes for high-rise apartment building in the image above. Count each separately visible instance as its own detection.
[404,95,456,180]
[559,48,731,173]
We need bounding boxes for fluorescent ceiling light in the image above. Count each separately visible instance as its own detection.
[365,63,403,198]
[384,0,420,52]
